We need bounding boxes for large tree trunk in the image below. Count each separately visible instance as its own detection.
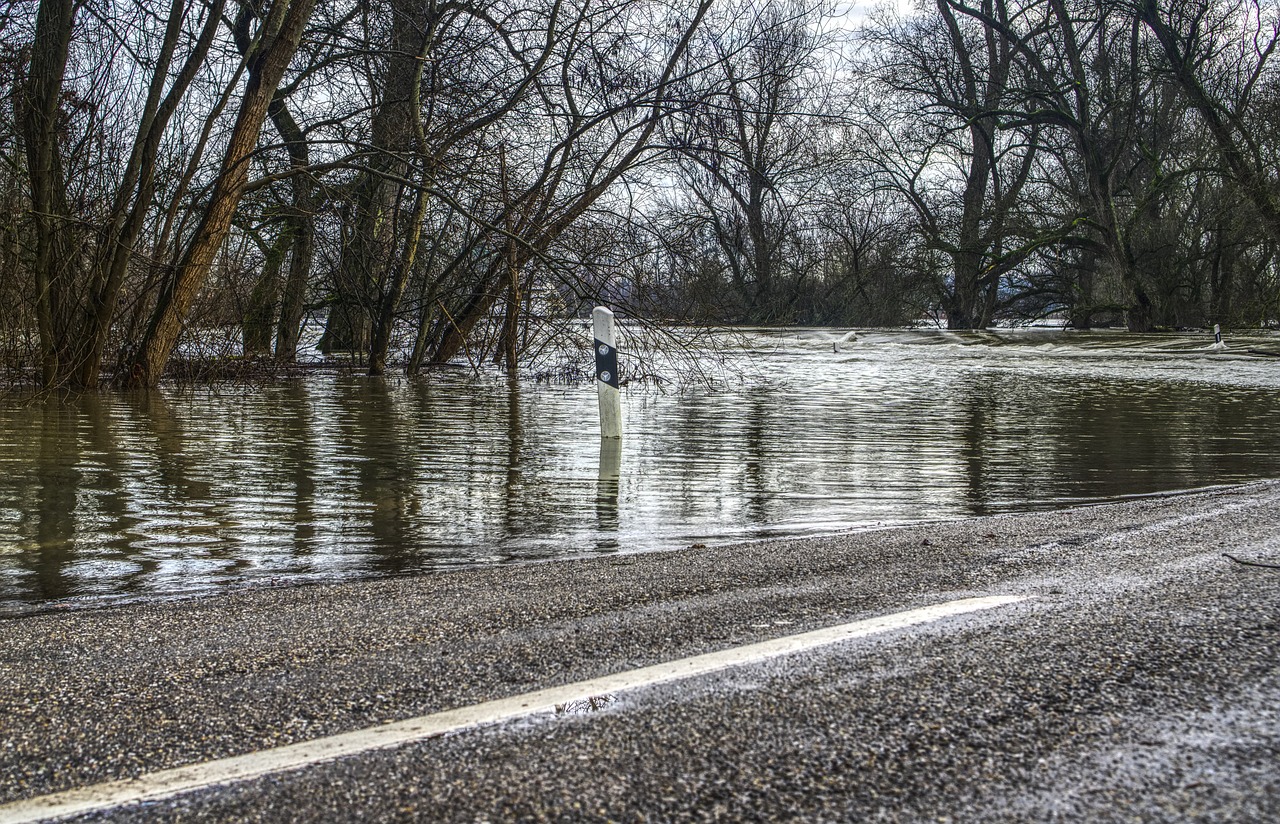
[125,0,317,387]
[1087,176,1152,332]
[1067,245,1098,329]
[946,125,995,331]
[270,98,316,361]
[323,0,430,357]
[746,177,778,322]
[1209,214,1236,325]
[934,0,1004,331]
[243,229,289,355]
[367,9,436,376]
[369,183,428,375]
[19,0,77,387]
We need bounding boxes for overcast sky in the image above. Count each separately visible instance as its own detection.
[835,0,919,28]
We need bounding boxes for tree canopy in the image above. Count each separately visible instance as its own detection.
[3,0,1279,389]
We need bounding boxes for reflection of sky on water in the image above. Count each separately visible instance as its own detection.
[2,328,1279,612]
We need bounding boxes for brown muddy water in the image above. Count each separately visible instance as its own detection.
[2,327,1279,613]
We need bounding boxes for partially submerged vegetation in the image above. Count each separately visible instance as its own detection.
[3,0,1280,391]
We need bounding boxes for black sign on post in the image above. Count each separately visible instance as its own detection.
[595,340,619,388]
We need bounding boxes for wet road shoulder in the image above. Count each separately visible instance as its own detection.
[2,481,1278,821]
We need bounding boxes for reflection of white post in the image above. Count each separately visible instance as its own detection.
[598,436,622,481]
[597,436,622,537]
[593,306,622,439]
[595,393,622,550]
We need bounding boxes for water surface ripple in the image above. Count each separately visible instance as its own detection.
[3,328,1278,613]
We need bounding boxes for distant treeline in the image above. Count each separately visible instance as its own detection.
[3,0,1279,388]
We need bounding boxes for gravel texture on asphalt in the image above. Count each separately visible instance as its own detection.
[1,481,1278,822]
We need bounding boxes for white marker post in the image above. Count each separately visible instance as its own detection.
[593,306,622,439]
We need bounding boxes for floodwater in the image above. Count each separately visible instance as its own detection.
[2,327,1279,613]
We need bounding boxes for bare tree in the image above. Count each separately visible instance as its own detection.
[665,0,840,323]
[414,0,715,368]
[1134,0,1280,245]
[16,0,232,389]
[859,0,1048,328]
[125,0,318,387]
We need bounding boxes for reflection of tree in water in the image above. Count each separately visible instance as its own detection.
[660,384,771,529]
[743,386,772,529]
[80,393,157,593]
[129,391,212,501]
[7,336,1280,611]
[555,694,616,715]
[25,399,80,600]
[959,379,998,516]
[267,381,319,556]
[127,391,252,580]
[949,374,1280,509]
[503,376,526,541]
[13,392,223,604]
[338,378,418,574]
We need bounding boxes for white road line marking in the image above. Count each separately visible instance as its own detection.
[0,595,1025,823]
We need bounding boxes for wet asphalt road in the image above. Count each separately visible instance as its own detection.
[2,482,1278,822]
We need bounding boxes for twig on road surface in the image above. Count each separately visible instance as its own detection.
[1223,552,1280,570]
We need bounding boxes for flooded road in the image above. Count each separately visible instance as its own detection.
[2,327,1279,612]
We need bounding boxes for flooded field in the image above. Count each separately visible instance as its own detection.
[2,327,1279,613]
